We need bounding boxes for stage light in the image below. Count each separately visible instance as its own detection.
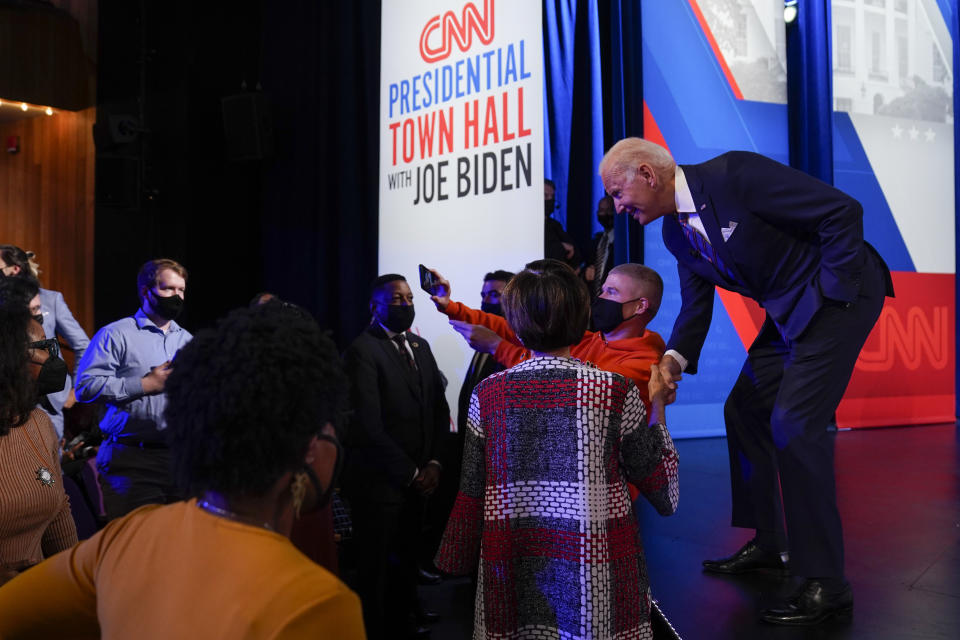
[784,1,798,24]
[45,107,53,116]
[20,102,28,111]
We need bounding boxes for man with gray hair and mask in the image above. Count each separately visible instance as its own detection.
[599,136,894,626]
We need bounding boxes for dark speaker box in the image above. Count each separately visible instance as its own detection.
[95,156,140,208]
[222,92,274,161]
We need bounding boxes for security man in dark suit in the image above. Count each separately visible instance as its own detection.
[455,270,515,433]
[342,274,450,639]
[584,195,616,300]
[600,138,893,626]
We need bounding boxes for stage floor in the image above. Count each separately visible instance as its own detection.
[422,423,960,639]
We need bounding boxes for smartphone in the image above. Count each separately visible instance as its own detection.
[418,264,437,294]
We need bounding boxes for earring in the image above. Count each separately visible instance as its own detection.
[291,472,309,519]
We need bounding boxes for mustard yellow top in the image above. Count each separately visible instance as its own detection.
[0,499,366,639]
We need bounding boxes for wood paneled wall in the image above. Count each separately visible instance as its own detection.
[0,0,97,347]
[0,107,96,339]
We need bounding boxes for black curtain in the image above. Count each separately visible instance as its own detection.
[95,0,265,332]
[93,1,642,348]
[95,0,381,348]
[599,0,644,266]
[259,0,381,347]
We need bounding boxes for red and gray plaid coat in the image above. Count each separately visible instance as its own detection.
[436,357,679,640]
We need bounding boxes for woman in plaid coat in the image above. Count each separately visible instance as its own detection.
[436,260,679,640]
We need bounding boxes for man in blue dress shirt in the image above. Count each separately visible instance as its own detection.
[76,259,192,520]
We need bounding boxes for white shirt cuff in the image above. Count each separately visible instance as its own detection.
[664,349,688,372]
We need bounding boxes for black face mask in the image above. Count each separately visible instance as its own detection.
[480,301,503,317]
[149,291,184,321]
[32,313,44,326]
[36,357,68,395]
[598,215,614,230]
[382,304,415,333]
[302,433,344,511]
[544,199,556,217]
[591,296,644,334]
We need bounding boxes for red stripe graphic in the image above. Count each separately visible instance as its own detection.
[686,0,744,100]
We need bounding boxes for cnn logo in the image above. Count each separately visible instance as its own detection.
[419,0,494,63]
[857,306,951,372]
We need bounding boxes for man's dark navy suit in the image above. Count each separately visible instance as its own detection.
[342,324,448,502]
[664,151,894,579]
[342,323,450,638]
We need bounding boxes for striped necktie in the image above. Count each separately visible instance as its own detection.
[677,213,737,281]
[593,231,611,296]
[391,334,417,371]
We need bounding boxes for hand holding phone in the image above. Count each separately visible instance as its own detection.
[419,265,451,309]
[418,264,437,294]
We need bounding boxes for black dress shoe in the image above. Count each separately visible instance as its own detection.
[416,609,441,624]
[417,567,442,585]
[403,624,432,639]
[702,538,788,575]
[761,579,853,625]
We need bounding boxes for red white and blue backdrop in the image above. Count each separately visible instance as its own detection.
[376,0,957,435]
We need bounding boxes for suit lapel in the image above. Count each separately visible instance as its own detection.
[368,325,421,397]
[681,164,744,285]
[406,334,427,395]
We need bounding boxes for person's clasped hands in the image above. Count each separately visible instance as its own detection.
[648,363,676,406]
[656,354,682,391]
[413,462,441,496]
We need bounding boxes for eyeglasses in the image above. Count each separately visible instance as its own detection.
[28,338,60,359]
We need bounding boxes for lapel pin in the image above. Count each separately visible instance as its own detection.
[700,204,706,211]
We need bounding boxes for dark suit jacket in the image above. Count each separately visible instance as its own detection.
[341,324,451,504]
[456,351,504,434]
[586,230,615,286]
[664,151,894,373]
[545,217,582,270]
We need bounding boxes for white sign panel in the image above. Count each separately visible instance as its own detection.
[379,0,544,426]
